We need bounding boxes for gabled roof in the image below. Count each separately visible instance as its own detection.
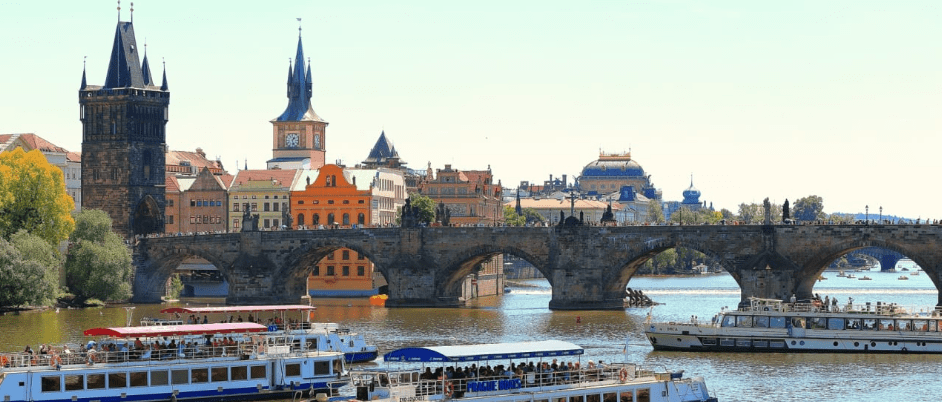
[165,175,181,193]
[231,169,299,189]
[0,133,70,154]
[166,149,227,175]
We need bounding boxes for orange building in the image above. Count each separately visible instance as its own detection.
[291,165,377,297]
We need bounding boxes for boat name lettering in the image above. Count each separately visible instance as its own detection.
[400,397,422,402]
[467,379,522,392]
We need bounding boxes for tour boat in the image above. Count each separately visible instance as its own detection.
[645,297,942,353]
[0,322,347,402]
[339,340,717,402]
[156,305,379,364]
[898,275,909,280]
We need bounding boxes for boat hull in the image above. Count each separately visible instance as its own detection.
[345,350,378,363]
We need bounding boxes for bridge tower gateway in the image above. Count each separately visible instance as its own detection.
[80,6,169,238]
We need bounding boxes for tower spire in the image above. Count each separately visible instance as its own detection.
[130,2,134,22]
[160,58,168,90]
[117,0,121,21]
[81,56,87,89]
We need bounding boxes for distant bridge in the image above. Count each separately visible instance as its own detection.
[132,224,942,309]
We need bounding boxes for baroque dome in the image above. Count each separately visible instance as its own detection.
[580,152,644,178]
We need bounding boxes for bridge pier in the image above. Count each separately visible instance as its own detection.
[381,261,463,308]
[130,250,167,303]
[547,268,625,310]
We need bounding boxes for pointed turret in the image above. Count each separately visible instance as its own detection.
[275,32,323,122]
[104,21,145,89]
[362,131,407,168]
[141,52,154,86]
[80,66,87,90]
[160,62,168,91]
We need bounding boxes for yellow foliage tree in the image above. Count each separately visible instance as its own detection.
[0,148,75,244]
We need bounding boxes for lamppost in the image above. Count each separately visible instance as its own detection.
[865,205,869,224]
[879,206,882,224]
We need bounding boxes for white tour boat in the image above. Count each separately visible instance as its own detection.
[645,297,942,353]
[0,322,347,402]
[342,340,717,402]
[153,305,379,363]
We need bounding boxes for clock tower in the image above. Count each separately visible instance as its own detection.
[268,28,327,170]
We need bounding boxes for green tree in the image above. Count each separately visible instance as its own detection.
[0,231,61,308]
[792,195,825,222]
[408,193,436,225]
[503,206,526,226]
[65,210,133,303]
[646,199,665,223]
[0,148,75,244]
[168,274,184,300]
[521,208,546,225]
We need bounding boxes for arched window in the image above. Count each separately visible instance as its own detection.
[327,213,335,225]
[297,214,305,227]
[342,213,350,225]
[313,214,320,225]
[358,213,365,225]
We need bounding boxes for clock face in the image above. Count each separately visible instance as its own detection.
[286,133,299,148]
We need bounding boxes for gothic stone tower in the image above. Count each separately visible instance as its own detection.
[80,18,169,238]
[267,29,328,170]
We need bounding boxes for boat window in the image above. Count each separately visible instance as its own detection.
[192,368,209,383]
[571,395,585,402]
[232,366,248,380]
[41,376,60,392]
[791,317,805,329]
[931,321,941,332]
[130,371,148,387]
[88,373,106,389]
[587,393,601,402]
[109,372,127,388]
[286,363,301,377]
[754,315,770,328]
[879,319,895,331]
[619,391,634,402]
[896,320,913,331]
[211,367,228,382]
[251,365,266,379]
[721,315,737,327]
[913,320,929,332]
[555,398,567,402]
[602,392,616,402]
[810,317,826,329]
[171,369,189,385]
[769,316,786,328]
[827,318,844,330]
[845,319,860,329]
[65,375,83,391]
[637,388,650,401]
[315,360,330,375]
[862,319,876,330]
[736,315,753,328]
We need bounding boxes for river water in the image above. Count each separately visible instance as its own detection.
[2,261,938,402]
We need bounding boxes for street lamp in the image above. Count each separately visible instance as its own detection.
[879,206,882,224]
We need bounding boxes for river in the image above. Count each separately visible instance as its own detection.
[2,261,938,402]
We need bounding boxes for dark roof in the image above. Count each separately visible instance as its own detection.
[274,34,325,122]
[141,53,154,86]
[362,131,406,166]
[104,21,145,89]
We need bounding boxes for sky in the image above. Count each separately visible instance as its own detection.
[1,1,940,219]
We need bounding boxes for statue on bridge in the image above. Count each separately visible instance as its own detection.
[242,208,259,232]
[282,208,293,230]
[401,197,422,228]
[435,201,451,226]
[763,197,772,225]
[783,199,790,222]
[601,203,616,226]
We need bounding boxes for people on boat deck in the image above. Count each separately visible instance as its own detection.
[23,345,33,355]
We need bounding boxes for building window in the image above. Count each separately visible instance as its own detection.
[168,199,174,206]
[298,200,304,204]
[358,213,365,225]
[298,214,305,226]
[264,203,270,212]
[233,203,240,212]
[273,203,279,212]
[358,253,365,260]
[273,219,279,228]
[265,195,270,199]
[357,266,365,276]
[263,219,270,228]
[326,266,335,276]
[191,200,196,207]
[313,214,320,225]
[327,200,334,205]
[167,215,174,224]
[343,200,349,204]
[342,213,350,225]
[312,266,319,276]
[233,219,240,229]
[327,213,335,225]
[251,203,257,212]
[358,200,364,204]
[342,250,350,260]
[190,216,195,224]
[342,266,350,276]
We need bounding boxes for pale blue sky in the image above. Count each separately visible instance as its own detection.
[1,1,939,218]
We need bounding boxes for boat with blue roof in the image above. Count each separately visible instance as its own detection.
[342,340,717,402]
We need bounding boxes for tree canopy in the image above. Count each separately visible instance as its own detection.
[65,210,133,303]
[0,231,61,308]
[0,148,75,244]
[792,195,825,222]
[503,205,526,226]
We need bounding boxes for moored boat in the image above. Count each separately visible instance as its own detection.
[858,276,872,281]
[157,305,379,364]
[345,340,716,402]
[0,323,347,402]
[645,297,942,353]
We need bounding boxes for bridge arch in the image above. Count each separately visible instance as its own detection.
[610,238,736,296]
[132,240,234,303]
[437,245,550,300]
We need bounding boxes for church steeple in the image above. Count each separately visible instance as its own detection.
[141,48,154,86]
[80,58,87,90]
[275,28,321,122]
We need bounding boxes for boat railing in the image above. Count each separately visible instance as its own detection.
[744,297,941,317]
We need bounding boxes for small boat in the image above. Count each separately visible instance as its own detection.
[898,275,909,280]
[0,323,347,402]
[645,297,942,353]
[910,271,920,276]
[836,270,847,277]
[858,276,872,281]
[349,340,718,402]
[846,273,856,279]
[817,275,827,281]
[159,305,379,364]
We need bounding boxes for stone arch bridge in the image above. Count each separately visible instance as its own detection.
[132,225,942,309]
